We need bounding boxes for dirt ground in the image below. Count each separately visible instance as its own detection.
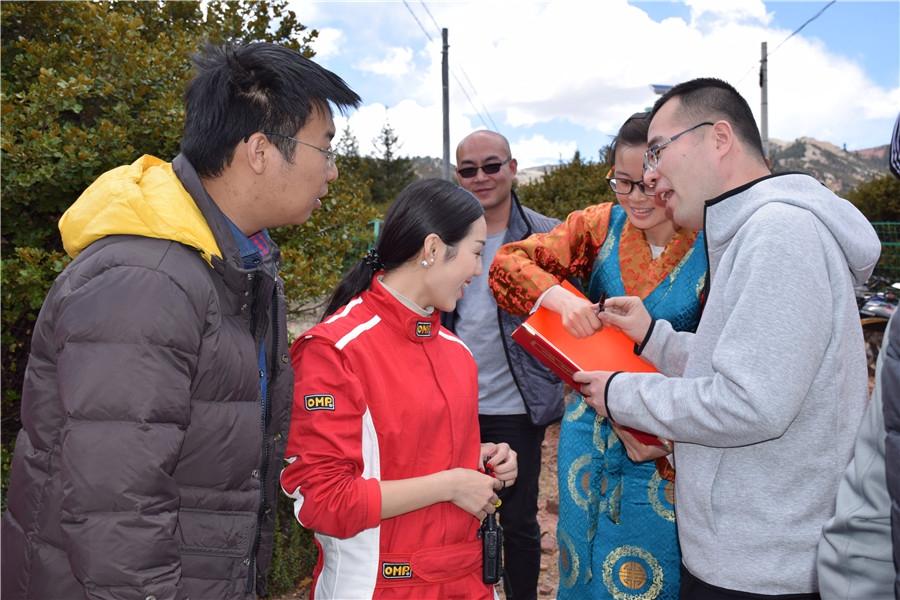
[533,421,561,599]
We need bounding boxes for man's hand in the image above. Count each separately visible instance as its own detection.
[572,370,615,416]
[598,296,652,344]
[541,285,603,338]
[613,424,673,463]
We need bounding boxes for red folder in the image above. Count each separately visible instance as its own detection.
[511,281,664,447]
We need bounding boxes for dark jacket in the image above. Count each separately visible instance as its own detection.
[1,155,292,599]
[442,191,563,426]
[881,312,900,597]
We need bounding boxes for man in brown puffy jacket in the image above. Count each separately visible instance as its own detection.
[1,42,359,600]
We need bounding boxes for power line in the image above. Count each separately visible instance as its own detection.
[401,0,497,131]
[401,0,434,43]
[769,0,836,58]
[420,0,498,129]
[735,0,837,84]
[450,71,494,130]
[458,67,500,131]
[419,0,441,34]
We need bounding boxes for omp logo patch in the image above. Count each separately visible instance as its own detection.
[415,321,432,337]
[304,394,335,411]
[381,562,413,579]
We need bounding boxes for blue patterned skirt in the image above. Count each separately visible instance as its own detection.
[557,396,680,599]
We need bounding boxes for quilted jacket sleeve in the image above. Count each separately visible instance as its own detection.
[56,264,203,599]
[489,203,613,315]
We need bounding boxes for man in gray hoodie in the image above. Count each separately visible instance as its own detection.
[573,78,881,598]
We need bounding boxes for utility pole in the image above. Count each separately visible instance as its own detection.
[760,41,769,160]
[442,28,450,180]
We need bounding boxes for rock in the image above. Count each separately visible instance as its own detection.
[545,499,559,514]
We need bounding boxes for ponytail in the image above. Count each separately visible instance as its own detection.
[321,178,483,319]
[321,260,374,320]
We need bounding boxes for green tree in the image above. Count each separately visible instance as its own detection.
[846,174,900,280]
[369,120,415,206]
[1,0,317,250]
[1,247,71,499]
[335,123,367,175]
[846,174,900,222]
[516,150,615,220]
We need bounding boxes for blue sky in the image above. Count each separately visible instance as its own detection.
[292,0,899,167]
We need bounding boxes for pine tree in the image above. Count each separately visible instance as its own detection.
[369,121,415,205]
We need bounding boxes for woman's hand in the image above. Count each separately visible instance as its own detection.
[613,424,673,463]
[446,468,503,521]
[542,285,602,338]
[481,442,517,490]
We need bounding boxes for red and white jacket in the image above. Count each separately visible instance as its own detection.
[281,276,493,599]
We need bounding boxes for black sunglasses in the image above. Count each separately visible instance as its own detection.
[457,158,511,179]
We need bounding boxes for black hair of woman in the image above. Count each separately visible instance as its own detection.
[322,178,484,319]
[607,111,650,165]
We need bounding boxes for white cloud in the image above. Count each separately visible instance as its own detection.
[311,27,343,59]
[686,0,771,25]
[355,47,414,77]
[510,134,579,169]
[335,100,478,159]
[314,1,898,165]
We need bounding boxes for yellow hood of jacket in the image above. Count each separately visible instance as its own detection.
[59,155,221,263]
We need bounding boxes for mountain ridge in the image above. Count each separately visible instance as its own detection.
[410,139,891,193]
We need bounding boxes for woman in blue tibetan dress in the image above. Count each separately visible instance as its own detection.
[490,113,707,599]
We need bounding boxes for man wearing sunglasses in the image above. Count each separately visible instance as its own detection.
[573,78,881,599]
[441,130,562,600]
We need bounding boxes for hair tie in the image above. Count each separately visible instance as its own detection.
[363,248,384,271]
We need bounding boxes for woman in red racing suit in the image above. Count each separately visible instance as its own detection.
[281,178,517,599]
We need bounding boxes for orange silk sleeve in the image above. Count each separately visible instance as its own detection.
[489,202,614,316]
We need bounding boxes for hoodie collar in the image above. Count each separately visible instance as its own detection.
[703,171,881,285]
[58,154,222,263]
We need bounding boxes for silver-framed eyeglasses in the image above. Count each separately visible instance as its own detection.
[264,132,337,167]
[607,177,655,196]
[643,121,714,172]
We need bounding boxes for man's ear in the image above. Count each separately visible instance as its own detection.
[712,120,735,158]
[508,157,518,176]
[243,132,271,175]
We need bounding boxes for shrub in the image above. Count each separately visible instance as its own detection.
[516,150,615,220]
[1,248,70,510]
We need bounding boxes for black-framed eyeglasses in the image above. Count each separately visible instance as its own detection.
[264,132,337,167]
[643,122,714,172]
[457,158,511,179]
[607,177,654,196]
